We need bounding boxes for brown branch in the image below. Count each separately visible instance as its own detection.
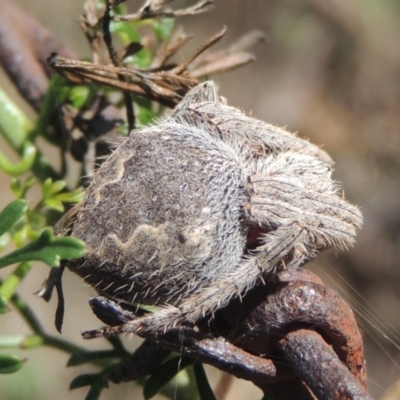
[279,330,372,400]
[0,0,75,111]
[136,327,296,385]
[113,0,214,22]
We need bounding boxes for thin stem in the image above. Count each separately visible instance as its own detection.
[0,262,33,300]
[103,0,135,131]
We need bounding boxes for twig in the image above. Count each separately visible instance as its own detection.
[172,26,227,75]
[279,330,372,400]
[135,327,297,385]
[113,0,214,22]
[48,53,190,107]
[219,271,368,389]
[84,269,369,398]
[0,0,75,111]
[103,0,135,130]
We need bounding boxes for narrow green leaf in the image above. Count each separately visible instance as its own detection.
[67,350,118,367]
[0,294,8,314]
[10,177,37,199]
[55,187,84,204]
[12,224,28,248]
[193,362,217,400]
[0,228,87,269]
[0,233,11,252]
[49,180,67,195]
[0,87,33,150]
[84,383,105,400]
[42,178,53,199]
[143,356,195,399]
[0,354,24,374]
[44,198,65,212]
[110,20,141,44]
[154,18,175,41]
[10,179,22,198]
[19,335,44,349]
[84,376,109,400]
[69,86,91,109]
[0,142,37,176]
[136,104,158,126]
[0,200,28,237]
[0,335,26,348]
[0,334,43,349]
[70,373,100,390]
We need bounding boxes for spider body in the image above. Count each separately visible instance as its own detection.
[57,82,362,337]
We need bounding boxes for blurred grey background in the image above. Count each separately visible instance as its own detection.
[1,0,400,399]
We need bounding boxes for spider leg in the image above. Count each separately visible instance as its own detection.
[82,221,307,339]
[172,81,220,114]
[172,92,333,165]
[247,153,363,271]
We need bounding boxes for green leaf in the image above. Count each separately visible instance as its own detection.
[154,18,175,41]
[0,200,28,237]
[134,96,158,126]
[84,375,109,400]
[26,214,47,237]
[0,334,43,349]
[132,48,153,68]
[43,178,67,198]
[0,294,8,314]
[0,233,11,252]
[0,354,24,374]
[110,20,141,44]
[49,180,67,195]
[55,187,84,204]
[143,356,195,399]
[67,350,118,367]
[70,373,109,399]
[12,224,28,248]
[193,362,217,400]
[10,176,37,199]
[0,335,26,348]
[0,87,33,150]
[0,141,37,177]
[44,198,65,213]
[69,86,91,109]
[136,104,158,126]
[84,382,106,400]
[70,373,101,390]
[0,228,87,269]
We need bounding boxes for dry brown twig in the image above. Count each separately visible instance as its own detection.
[49,0,263,109]
[114,0,215,22]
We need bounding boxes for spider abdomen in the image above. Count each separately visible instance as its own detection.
[68,122,250,306]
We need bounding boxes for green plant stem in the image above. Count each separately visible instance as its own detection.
[1,278,129,368]
[0,278,84,353]
[0,262,33,300]
[0,87,60,181]
[0,141,37,176]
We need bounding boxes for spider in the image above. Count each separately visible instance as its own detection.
[46,81,362,338]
